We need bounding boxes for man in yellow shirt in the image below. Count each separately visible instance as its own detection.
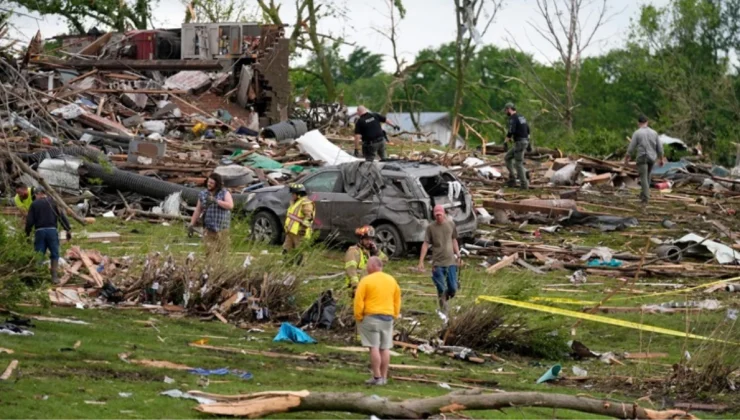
[14,185,34,214]
[354,256,401,386]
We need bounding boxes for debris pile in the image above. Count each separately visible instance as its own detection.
[114,252,298,323]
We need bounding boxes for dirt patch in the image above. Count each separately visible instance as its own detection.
[34,366,163,382]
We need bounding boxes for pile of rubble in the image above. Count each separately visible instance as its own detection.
[50,249,298,324]
[0,26,365,217]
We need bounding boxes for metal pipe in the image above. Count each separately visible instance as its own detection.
[80,162,249,206]
[655,244,682,263]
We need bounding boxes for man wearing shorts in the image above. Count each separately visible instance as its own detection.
[354,256,401,386]
[418,204,460,313]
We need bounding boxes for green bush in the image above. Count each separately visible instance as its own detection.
[0,219,46,307]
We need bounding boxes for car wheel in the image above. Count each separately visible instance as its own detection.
[251,210,282,244]
[375,223,405,258]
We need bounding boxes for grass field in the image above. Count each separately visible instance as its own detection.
[1,184,740,419]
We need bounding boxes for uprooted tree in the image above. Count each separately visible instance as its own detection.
[193,389,697,419]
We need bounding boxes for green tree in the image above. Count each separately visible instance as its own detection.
[632,0,740,162]
[338,47,383,85]
[12,0,152,33]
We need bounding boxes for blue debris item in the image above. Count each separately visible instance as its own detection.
[204,129,216,139]
[233,371,253,380]
[188,368,252,380]
[217,109,233,123]
[188,367,230,376]
[586,259,623,268]
[536,364,562,384]
[651,160,689,176]
[236,126,259,136]
[273,322,317,344]
[711,166,730,177]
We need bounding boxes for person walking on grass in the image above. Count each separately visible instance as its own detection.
[354,256,401,386]
[504,102,530,189]
[190,173,234,257]
[25,186,71,284]
[418,204,460,313]
[624,115,665,205]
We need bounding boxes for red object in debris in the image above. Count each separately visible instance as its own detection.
[40,137,52,145]
[128,30,157,60]
[533,229,541,238]
[728,209,736,216]
[655,181,671,190]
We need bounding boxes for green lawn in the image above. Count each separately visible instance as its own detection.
[1,193,739,418]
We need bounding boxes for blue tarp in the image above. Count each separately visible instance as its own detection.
[651,160,689,176]
[273,322,317,344]
[586,259,623,268]
[188,368,253,380]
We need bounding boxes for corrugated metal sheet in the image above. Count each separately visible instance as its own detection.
[386,112,449,130]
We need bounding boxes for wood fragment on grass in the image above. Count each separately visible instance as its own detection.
[486,253,518,274]
[1,360,19,380]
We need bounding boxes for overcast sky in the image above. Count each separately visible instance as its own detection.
[11,0,671,69]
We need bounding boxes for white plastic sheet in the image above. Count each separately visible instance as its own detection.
[675,233,740,264]
[462,157,502,178]
[551,163,578,185]
[38,158,81,191]
[51,104,85,119]
[295,130,360,166]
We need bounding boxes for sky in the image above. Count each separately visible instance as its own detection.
[9,0,671,69]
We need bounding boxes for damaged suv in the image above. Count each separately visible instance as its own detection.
[244,161,477,257]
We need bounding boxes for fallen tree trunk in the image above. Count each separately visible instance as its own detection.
[194,389,696,419]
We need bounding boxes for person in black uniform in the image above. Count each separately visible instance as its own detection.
[353,105,399,162]
[504,102,530,189]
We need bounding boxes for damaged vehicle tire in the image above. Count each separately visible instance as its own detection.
[251,210,281,244]
[375,223,405,258]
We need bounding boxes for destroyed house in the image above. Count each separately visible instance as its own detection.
[40,23,290,126]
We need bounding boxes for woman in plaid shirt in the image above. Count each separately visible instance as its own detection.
[189,173,234,256]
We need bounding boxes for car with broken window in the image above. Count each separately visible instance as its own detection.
[243,161,478,257]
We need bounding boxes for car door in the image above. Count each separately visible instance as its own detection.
[303,170,342,239]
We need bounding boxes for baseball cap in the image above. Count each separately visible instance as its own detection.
[504,102,515,110]
[638,115,648,123]
[35,186,46,194]
[433,204,445,215]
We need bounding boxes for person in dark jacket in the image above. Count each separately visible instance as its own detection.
[504,102,530,189]
[353,106,399,162]
[25,186,71,284]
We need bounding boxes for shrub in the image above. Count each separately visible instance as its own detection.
[0,218,46,307]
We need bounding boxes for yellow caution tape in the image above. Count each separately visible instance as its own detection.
[611,276,740,302]
[529,297,598,306]
[477,295,738,345]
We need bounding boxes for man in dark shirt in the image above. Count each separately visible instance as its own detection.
[25,187,72,284]
[504,102,530,189]
[353,105,399,162]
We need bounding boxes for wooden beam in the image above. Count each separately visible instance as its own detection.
[0,360,18,380]
[486,253,518,274]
